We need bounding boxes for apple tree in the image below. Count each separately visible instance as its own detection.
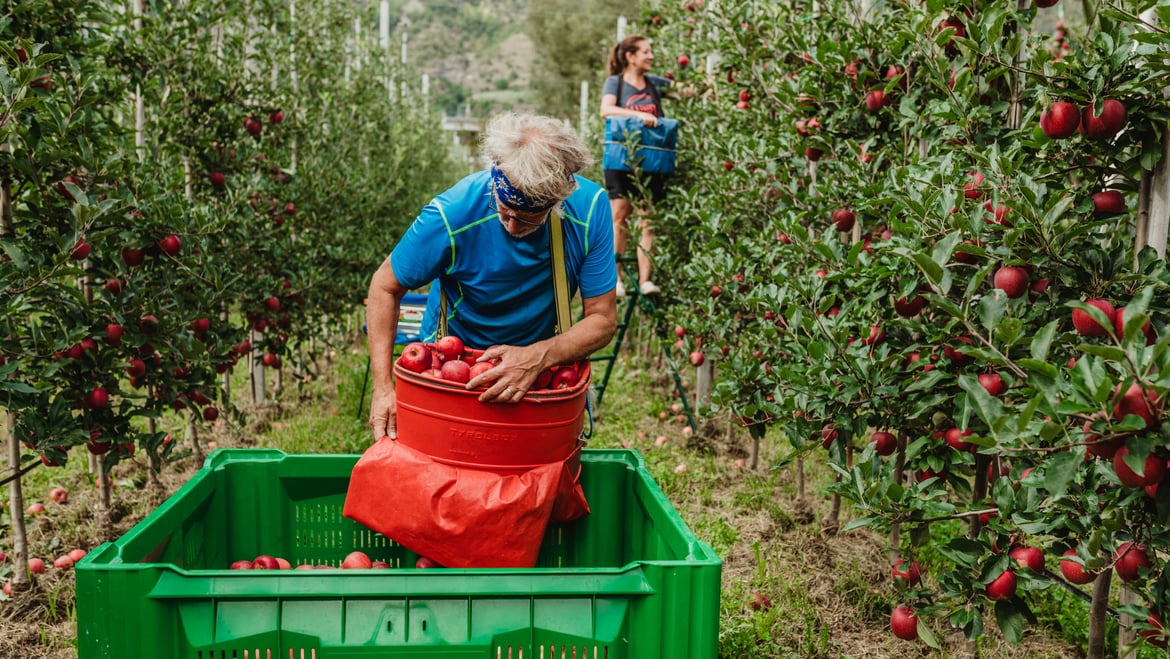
[644,0,1170,652]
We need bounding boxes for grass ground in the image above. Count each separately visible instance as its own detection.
[0,318,1140,658]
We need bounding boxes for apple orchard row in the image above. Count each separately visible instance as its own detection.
[643,0,1170,650]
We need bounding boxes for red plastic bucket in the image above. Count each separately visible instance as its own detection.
[394,354,591,471]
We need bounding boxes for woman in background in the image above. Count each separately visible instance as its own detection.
[599,34,673,298]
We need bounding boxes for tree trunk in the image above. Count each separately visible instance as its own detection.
[1087,569,1112,659]
[146,414,162,488]
[220,306,231,405]
[796,454,806,500]
[187,410,203,465]
[5,410,30,591]
[969,454,990,539]
[889,431,907,561]
[749,435,759,471]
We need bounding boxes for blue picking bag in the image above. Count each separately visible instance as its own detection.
[603,116,679,174]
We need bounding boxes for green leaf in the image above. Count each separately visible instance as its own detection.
[978,292,1007,334]
[1029,321,1058,361]
[918,617,941,649]
[912,251,943,287]
[937,537,985,568]
[994,600,1025,645]
[842,517,877,532]
[1079,344,1127,361]
[1043,451,1080,496]
[1,240,27,270]
[958,374,1006,431]
[1017,358,1058,378]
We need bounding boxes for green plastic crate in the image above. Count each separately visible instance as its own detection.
[76,448,721,658]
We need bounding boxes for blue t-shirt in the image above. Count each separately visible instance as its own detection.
[389,170,617,349]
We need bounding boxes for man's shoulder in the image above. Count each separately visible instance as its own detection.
[429,170,491,226]
[568,176,607,208]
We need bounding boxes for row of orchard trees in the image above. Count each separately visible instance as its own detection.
[649,0,1170,654]
[0,0,458,592]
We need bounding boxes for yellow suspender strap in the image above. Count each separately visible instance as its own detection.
[549,211,572,335]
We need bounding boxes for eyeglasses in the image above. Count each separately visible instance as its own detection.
[489,184,552,229]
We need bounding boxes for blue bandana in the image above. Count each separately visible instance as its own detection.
[490,162,559,213]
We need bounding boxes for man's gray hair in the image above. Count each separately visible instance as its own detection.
[481,113,594,207]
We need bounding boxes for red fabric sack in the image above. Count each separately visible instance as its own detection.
[343,436,589,568]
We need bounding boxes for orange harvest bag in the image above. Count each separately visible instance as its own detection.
[343,435,589,568]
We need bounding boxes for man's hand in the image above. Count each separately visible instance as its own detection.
[467,344,547,403]
[368,387,397,441]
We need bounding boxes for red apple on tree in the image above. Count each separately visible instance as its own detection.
[157,234,182,256]
[894,295,924,318]
[1060,548,1099,584]
[104,323,123,345]
[986,569,1017,601]
[1092,190,1126,216]
[944,427,975,452]
[1112,382,1160,427]
[85,387,109,409]
[871,431,897,456]
[121,247,145,267]
[963,171,986,199]
[1081,99,1126,141]
[1009,545,1045,573]
[992,266,1029,299]
[891,558,922,586]
[1113,307,1156,345]
[677,54,689,67]
[865,89,885,112]
[831,208,855,232]
[1040,101,1080,139]
[978,373,1005,397]
[1113,447,1164,488]
[821,423,838,448]
[126,358,147,379]
[70,238,91,260]
[140,314,160,335]
[890,605,918,640]
[1114,541,1151,583]
[1072,299,1115,337]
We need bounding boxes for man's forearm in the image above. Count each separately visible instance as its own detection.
[367,264,405,389]
[531,312,615,369]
